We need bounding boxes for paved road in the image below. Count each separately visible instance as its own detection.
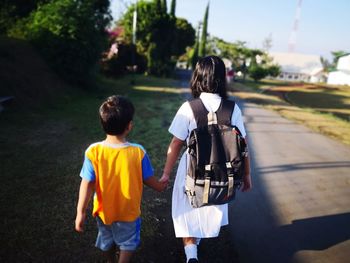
[229,101,350,263]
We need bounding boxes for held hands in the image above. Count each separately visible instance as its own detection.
[157,173,170,192]
[159,173,170,185]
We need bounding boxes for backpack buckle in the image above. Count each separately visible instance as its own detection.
[203,176,211,204]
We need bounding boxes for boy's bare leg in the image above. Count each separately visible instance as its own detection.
[118,250,133,263]
[103,245,117,263]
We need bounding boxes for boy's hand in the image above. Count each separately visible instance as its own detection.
[144,176,167,192]
[75,212,86,232]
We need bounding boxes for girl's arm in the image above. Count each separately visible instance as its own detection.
[75,179,95,232]
[241,139,252,192]
[159,136,185,183]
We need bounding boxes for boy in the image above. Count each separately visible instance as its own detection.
[75,95,166,263]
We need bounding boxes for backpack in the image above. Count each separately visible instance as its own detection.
[185,98,247,208]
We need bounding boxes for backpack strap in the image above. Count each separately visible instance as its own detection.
[216,99,235,126]
[188,98,209,128]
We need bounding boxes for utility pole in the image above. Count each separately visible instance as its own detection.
[131,0,138,84]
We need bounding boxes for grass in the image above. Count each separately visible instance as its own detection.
[0,74,184,262]
[229,80,350,145]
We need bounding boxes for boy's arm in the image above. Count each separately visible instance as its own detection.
[144,175,167,192]
[159,136,184,183]
[75,178,95,232]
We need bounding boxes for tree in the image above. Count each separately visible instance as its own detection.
[189,23,201,69]
[120,0,194,76]
[155,0,162,12]
[331,50,348,65]
[320,56,332,73]
[249,65,267,82]
[266,64,281,78]
[162,0,167,13]
[172,18,195,56]
[170,0,176,17]
[198,2,209,57]
[0,0,50,33]
[24,0,111,86]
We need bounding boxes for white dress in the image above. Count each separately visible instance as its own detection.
[169,92,246,238]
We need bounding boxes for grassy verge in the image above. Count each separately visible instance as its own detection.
[0,74,184,262]
[229,81,350,145]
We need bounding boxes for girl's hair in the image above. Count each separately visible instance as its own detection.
[190,55,228,99]
[99,95,135,135]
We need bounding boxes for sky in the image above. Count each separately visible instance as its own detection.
[110,0,350,60]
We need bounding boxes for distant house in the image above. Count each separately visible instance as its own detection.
[327,54,350,86]
[269,52,324,83]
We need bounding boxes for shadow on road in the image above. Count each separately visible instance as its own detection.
[258,161,350,174]
[230,102,350,263]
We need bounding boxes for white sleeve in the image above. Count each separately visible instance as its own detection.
[231,104,247,138]
[168,102,191,141]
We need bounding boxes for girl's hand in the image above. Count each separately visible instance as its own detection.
[159,173,170,184]
[241,173,252,192]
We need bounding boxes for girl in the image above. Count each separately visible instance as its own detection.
[160,56,252,263]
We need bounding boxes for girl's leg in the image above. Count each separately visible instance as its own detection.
[183,237,198,263]
[118,250,134,263]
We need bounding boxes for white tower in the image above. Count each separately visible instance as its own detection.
[288,0,303,53]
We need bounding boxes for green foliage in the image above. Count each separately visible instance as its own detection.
[0,0,49,33]
[267,64,281,78]
[170,0,176,16]
[190,42,199,69]
[189,26,200,69]
[172,18,195,56]
[322,50,349,72]
[120,0,194,76]
[199,3,209,57]
[162,0,167,13]
[249,65,267,82]
[101,43,147,77]
[331,50,348,64]
[23,0,111,86]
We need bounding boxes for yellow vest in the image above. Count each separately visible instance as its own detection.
[85,142,147,224]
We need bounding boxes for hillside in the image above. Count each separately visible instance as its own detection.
[0,37,69,109]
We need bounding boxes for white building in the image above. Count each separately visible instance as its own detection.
[269,52,324,83]
[327,54,350,86]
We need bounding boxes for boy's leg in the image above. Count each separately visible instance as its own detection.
[113,218,141,263]
[103,244,117,263]
[118,250,134,263]
[96,217,118,262]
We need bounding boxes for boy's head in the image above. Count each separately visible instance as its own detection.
[99,95,135,135]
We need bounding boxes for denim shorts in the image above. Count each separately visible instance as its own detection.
[95,217,141,251]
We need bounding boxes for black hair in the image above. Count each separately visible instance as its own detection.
[190,55,228,99]
[99,95,135,135]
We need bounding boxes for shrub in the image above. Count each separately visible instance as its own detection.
[24,0,111,87]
